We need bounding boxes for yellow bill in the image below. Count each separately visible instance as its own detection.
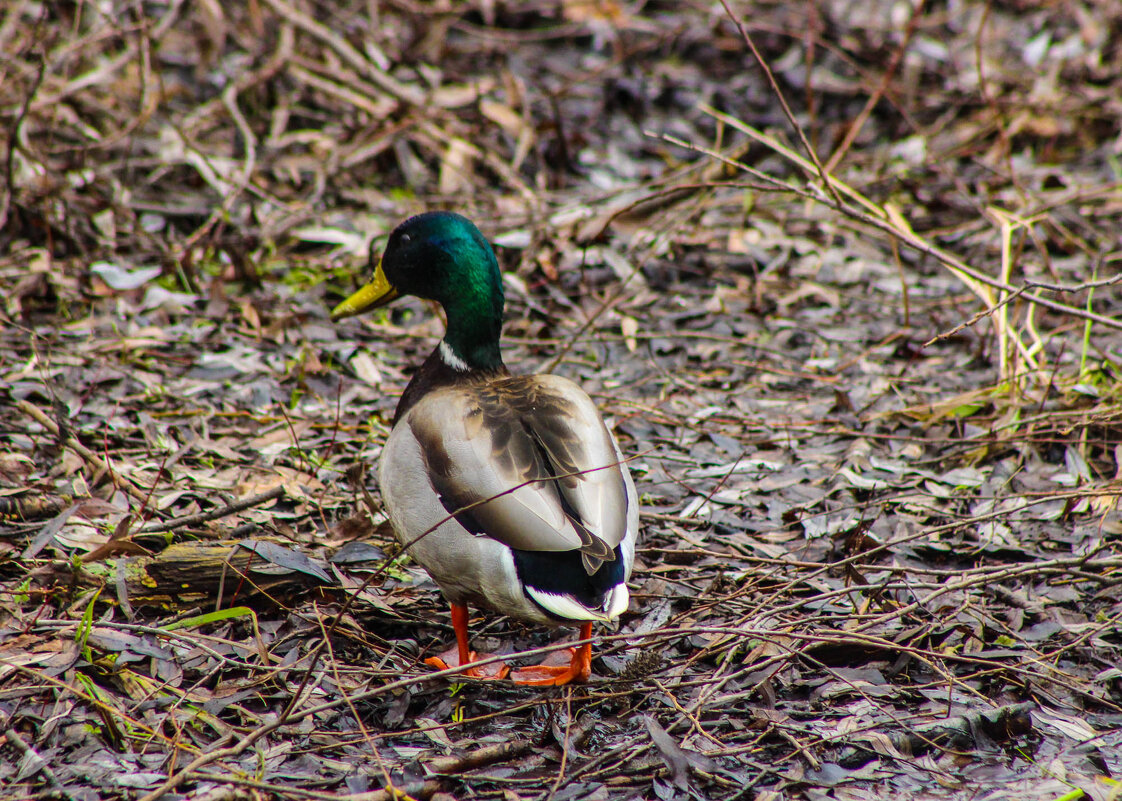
[330,260,399,320]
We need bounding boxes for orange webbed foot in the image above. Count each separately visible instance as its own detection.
[508,658,590,686]
[509,628,593,686]
[424,645,511,681]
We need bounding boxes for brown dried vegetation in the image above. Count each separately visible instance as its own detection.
[1,1,1121,799]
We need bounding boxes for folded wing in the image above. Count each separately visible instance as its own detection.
[405,374,629,573]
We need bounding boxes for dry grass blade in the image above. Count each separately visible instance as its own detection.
[1,2,1120,800]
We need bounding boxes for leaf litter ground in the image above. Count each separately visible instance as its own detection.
[1,2,1121,800]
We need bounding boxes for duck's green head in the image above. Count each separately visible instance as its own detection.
[332,212,505,370]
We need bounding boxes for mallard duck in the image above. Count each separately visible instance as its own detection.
[331,212,638,685]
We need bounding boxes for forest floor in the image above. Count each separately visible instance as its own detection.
[2,2,1121,800]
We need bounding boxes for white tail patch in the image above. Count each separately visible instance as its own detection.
[605,584,630,618]
[524,584,629,623]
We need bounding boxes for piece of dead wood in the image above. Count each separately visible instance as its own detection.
[138,486,285,533]
[343,780,444,801]
[837,701,1035,766]
[426,738,534,774]
[67,540,332,607]
[0,493,71,521]
[343,740,535,801]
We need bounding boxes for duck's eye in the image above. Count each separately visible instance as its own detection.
[400,233,412,244]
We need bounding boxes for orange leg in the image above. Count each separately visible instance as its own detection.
[509,622,594,686]
[424,603,510,680]
[451,602,471,667]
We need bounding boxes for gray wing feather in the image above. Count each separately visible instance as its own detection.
[404,375,629,560]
